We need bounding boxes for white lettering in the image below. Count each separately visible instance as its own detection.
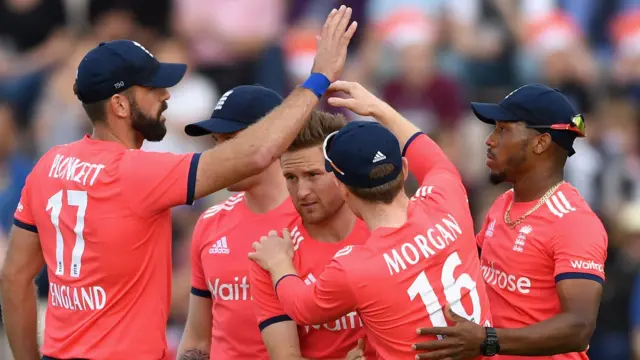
[480,263,531,294]
[48,282,107,311]
[304,311,365,333]
[384,215,462,275]
[48,155,105,187]
[210,276,252,301]
[569,260,604,273]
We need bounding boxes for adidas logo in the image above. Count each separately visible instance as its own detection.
[303,274,317,286]
[214,90,234,110]
[372,151,386,163]
[209,237,230,254]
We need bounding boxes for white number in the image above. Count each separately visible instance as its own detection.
[407,252,481,333]
[46,190,88,278]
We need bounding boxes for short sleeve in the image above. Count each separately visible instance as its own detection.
[249,262,291,330]
[406,134,468,216]
[13,172,37,233]
[276,257,357,325]
[120,151,200,216]
[190,219,210,298]
[552,216,607,284]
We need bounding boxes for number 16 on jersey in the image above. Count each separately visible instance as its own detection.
[46,190,88,278]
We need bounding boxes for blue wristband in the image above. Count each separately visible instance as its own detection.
[301,73,331,98]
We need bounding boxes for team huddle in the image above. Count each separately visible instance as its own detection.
[0,5,607,360]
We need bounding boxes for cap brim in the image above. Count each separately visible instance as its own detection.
[142,62,187,89]
[470,102,520,124]
[184,118,248,137]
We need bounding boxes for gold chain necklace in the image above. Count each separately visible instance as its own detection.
[504,181,565,228]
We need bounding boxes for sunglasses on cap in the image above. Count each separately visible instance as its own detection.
[322,131,345,176]
[526,114,586,137]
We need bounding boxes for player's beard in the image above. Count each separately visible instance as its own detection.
[489,141,528,185]
[130,99,168,142]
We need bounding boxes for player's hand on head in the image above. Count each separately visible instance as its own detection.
[311,5,358,82]
[412,305,485,360]
[327,81,381,117]
[345,338,366,360]
[248,228,295,271]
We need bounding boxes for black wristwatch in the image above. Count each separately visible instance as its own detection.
[481,327,500,356]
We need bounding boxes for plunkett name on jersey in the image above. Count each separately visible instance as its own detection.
[383,214,462,276]
[48,154,105,186]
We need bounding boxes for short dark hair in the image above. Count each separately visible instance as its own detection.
[347,163,404,204]
[287,110,347,152]
[74,83,136,123]
[74,81,108,123]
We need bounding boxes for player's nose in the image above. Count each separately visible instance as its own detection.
[159,87,170,101]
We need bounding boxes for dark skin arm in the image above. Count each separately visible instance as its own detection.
[413,279,602,359]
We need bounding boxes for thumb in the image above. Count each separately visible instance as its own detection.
[356,337,366,350]
[444,304,466,323]
[282,228,292,242]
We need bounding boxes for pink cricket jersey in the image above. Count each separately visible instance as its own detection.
[250,217,377,359]
[13,135,200,359]
[190,192,298,359]
[477,182,607,360]
[274,133,492,359]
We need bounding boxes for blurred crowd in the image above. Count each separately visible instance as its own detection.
[0,0,640,359]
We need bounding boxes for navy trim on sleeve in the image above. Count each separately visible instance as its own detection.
[555,272,604,285]
[274,274,300,297]
[190,286,212,298]
[13,218,37,233]
[402,132,425,157]
[186,153,201,205]
[259,314,294,331]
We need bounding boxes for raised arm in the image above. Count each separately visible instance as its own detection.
[327,81,459,184]
[193,6,358,200]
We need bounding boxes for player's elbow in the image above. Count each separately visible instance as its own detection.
[568,316,596,352]
[249,145,278,173]
[0,264,18,291]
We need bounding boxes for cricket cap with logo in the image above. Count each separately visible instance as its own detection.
[184,85,284,136]
[323,121,403,189]
[471,84,586,156]
[74,39,187,104]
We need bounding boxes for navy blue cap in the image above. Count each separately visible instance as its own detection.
[184,85,284,136]
[471,84,582,156]
[323,121,402,189]
[74,40,187,104]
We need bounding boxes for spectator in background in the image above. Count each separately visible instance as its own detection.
[173,0,287,96]
[31,40,94,156]
[0,0,72,122]
[0,102,31,236]
[379,15,463,137]
[88,0,171,49]
[609,2,640,104]
[87,0,137,43]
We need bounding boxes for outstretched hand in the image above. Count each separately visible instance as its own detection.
[311,6,358,82]
[413,305,486,360]
[326,80,383,117]
[248,229,294,272]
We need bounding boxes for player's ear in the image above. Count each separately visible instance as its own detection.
[111,93,131,119]
[401,157,409,181]
[532,132,553,155]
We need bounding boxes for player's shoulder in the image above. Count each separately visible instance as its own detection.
[198,193,246,223]
[543,183,600,225]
